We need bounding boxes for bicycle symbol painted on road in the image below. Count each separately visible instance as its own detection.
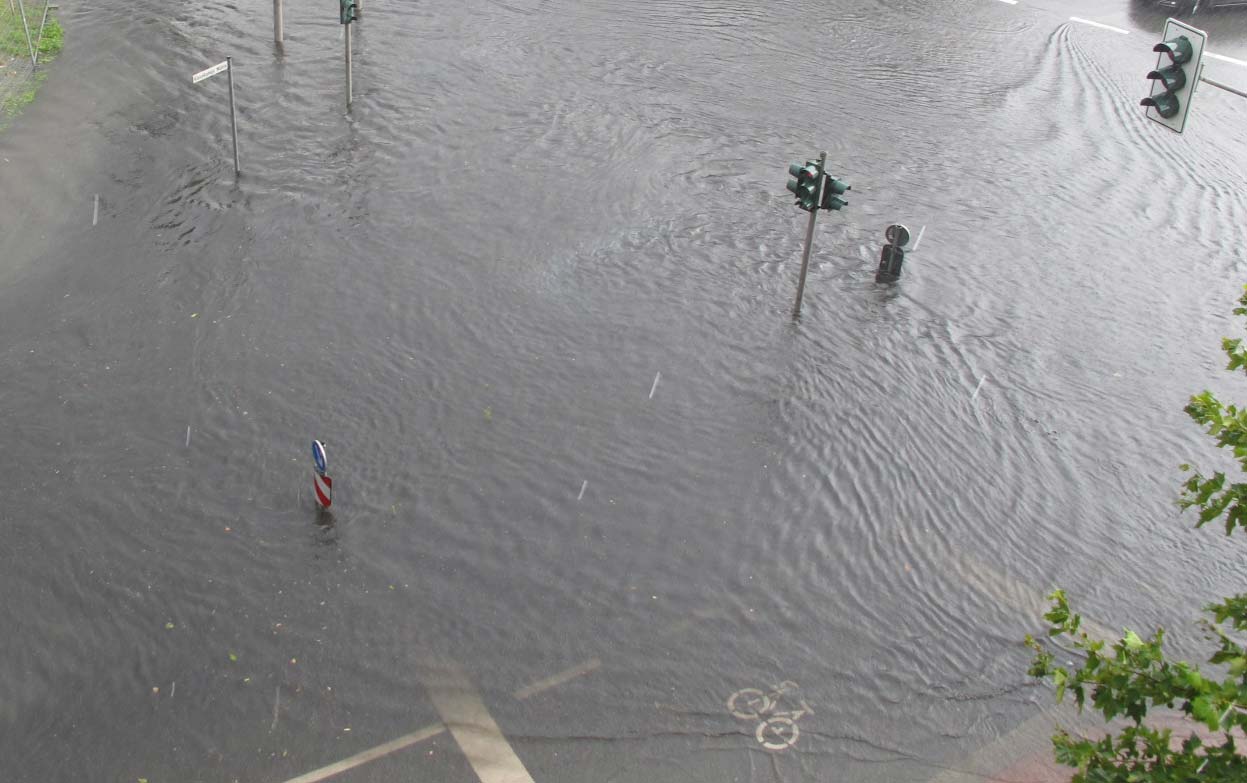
[727,680,813,751]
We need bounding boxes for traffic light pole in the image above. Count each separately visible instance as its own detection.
[345,23,353,110]
[273,0,283,45]
[226,57,240,175]
[792,151,826,318]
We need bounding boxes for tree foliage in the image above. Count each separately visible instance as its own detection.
[1026,287,1247,782]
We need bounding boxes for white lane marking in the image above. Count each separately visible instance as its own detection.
[658,617,695,638]
[1207,51,1247,69]
[649,372,661,400]
[170,681,175,699]
[422,659,537,783]
[185,425,191,447]
[514,658,602,701]
[970,375,987,401]
[271,686,280,732]
[911,225,926,252]
[577,480,587,500]
[92,194,99,226]
[280,723,446,783]
[1069,17,1129,35]
[995,0,1018,4]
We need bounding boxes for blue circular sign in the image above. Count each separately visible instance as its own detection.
[312,440,328,476]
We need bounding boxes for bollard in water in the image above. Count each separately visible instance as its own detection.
[876,244,905,283]
[876,224,910,284]
[312,440,332,508]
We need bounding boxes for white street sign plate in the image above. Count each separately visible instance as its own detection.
[192,60,229,84]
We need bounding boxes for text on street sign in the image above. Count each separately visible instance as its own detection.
[192,61,229,84]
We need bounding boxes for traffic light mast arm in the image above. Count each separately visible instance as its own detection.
[1200,75,1247,100]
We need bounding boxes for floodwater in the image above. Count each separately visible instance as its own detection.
[2,1,1247,781]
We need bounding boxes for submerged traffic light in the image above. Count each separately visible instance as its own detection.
[341,0,357,24]
[820,175,850,211]
[1141,19,1207,133]
[787,161,822,212]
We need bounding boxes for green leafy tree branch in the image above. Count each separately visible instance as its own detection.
[1026,287,1247,782]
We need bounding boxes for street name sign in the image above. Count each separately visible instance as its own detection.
[192,60,229,84]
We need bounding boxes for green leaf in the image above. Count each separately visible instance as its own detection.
[1190,695,1219,731]
[1053,669,1067,702]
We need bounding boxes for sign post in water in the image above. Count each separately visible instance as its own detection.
[341,0,358,110]
[312,440,332,509]
[191,57,241,175]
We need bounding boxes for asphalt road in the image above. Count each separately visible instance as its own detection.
[2,1,1246,782]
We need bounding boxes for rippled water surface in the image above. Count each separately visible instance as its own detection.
[3,1,1247,781]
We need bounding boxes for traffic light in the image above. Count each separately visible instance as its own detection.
[786,161,822,212]
[820,175,850,211]
[1141,19,1207,134]
[340,0,357,24]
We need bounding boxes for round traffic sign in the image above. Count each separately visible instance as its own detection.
[885,224,911,248]
[312,440,328,476]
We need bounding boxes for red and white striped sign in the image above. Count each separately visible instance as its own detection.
[314,473,333,508]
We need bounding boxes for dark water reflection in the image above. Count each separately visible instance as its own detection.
[1,0,1246,781]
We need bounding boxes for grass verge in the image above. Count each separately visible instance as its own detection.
[0,4,64,125]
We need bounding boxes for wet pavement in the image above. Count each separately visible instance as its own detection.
[2,1,1247,781]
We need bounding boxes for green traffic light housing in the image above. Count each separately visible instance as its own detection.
[1153,36,1192,65]
[786,161,822,211]
[1141,21,1206,134]
[1146,65,1186,94]
[820,175,850,211]
[341,0,357,24]
[1141,91,1180,119]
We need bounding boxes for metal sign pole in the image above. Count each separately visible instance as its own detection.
[792,151,826,318]
[345,23,353,110]
[1201,74,1247,100]
[33,3,53,66]
[273,0,283,45]
[15,0,36,68]
[226,57,241,175]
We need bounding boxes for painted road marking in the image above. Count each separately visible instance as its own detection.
[280,723,446,783]
[1069,17,1129,35]
[727,681,811,751]
[912,225,926,252]
[514,658,601,701]
[185,425,191,448]
[970,375,987,401]
[988,0,1247,72]
[1207,51,1247,69]
[649,372,661,400]
[577,480,587,501]
[92,194,99,226]
[422,659,537,783]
